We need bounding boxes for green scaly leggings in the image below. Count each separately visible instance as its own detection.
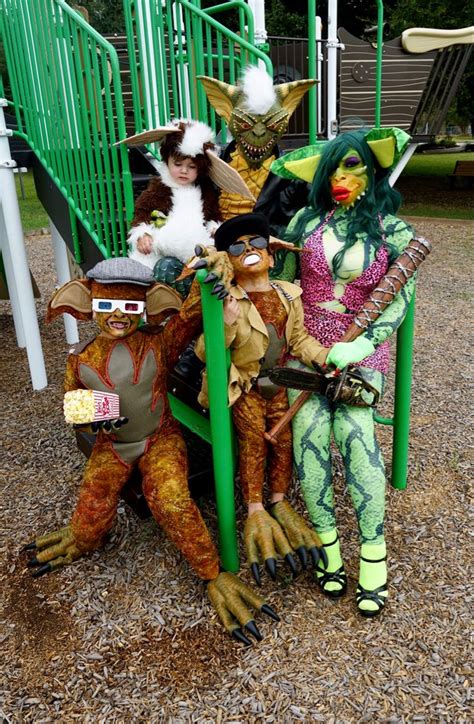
[288,362,386,545]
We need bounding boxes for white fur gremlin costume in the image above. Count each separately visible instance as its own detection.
[119,120,254,271]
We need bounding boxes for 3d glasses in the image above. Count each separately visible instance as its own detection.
[92,299,145,315]
[228,236,268,257]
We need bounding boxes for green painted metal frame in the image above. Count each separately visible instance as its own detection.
[307,0,318,144]
[369,0,415,490]
[0,0,413,574]
[374,293,416,490]
[120,0,413,572]
[170,271,239,571]
[0,0,135,262]
[195,270,238,571]
[123,0,272,149]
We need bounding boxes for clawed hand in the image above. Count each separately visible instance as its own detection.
[244,509,298,585]
[270,500,328,570]
[91,417,128,433]
[207,571,279,645]
[21,525,82,577]
[179,245,234,299]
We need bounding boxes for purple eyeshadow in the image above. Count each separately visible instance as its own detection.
[345,155,361,167]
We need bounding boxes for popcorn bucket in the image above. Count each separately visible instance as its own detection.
[63,389,120,425]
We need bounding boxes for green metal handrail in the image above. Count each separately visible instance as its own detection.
[375,0,384,127]
[307,0,318,143]
[0,0,135,261]
[124,0,272,152]
[196,270,238,571]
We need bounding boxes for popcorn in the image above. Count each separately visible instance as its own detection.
[63,389,120,425]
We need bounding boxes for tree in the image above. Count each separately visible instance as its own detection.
[71,1,125,34]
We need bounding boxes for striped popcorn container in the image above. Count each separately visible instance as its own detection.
[63,389,120,425]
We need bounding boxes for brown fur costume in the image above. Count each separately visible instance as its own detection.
[131,174,222,228]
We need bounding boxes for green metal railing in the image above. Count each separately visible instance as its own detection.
[0,0,135,261]
[124,0,272,153]
[307,0,318,143]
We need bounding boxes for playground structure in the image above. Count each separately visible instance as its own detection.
[0,0,472,569]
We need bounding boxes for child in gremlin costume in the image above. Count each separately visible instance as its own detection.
[193,213,329,585]
[272,127,416,617]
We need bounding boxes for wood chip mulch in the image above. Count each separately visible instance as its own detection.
[1,218,472,721]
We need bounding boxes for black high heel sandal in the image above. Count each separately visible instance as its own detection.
[356,552,388,617]
[316,535,347,598]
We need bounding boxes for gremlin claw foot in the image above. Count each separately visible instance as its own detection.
[207,572,279,644]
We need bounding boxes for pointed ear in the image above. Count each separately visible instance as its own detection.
[114,127,177,147]
[206,150,255,200]
[365,127,411,169]
[268,236,306,254]
[146,283,183,319]
[276,79,317,118]
[366,137,396,169]
[284,154,321,183]
[197,75,239,123]
[47,279,92,322]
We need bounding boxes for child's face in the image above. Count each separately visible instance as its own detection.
[228,236,274,280]
[92,298,144,339]
[167,156,198,185]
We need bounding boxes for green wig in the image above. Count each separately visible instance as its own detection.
[286,129,405,276]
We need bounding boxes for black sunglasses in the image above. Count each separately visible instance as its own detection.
[228,236,268,257]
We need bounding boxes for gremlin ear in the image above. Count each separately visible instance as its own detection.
[146,282,183,318]
[114,127,177,147]
[197,75,239,122]
[283,154,322,183]
[276,79,317,118]
[271,142,327,183]
[365,127,411,169]
[46,279,92,322]
[366,137,397,169]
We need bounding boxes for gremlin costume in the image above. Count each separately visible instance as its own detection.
[118,120,254,296]
[198,66,316,251]
[272,127,418,617]
[22,258,279,645]
[192,214,328,584]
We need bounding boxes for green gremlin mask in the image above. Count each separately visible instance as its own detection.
[198,66,316,168]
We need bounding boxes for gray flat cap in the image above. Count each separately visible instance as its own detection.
[86,258,155,285]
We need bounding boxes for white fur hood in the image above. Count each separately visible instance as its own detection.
[128,163,214,268]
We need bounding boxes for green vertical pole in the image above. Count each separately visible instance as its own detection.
[375,0,384,127]
[308,0,317,144]
[391,292,416,490]
[197,270,239,572]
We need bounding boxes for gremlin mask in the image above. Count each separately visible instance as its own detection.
[198,66,316,168]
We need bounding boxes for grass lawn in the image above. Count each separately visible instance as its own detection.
[14,170,49,232]
[396,150,473,220]
[403,151,474,176]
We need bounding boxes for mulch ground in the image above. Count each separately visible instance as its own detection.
[0,218,472,721]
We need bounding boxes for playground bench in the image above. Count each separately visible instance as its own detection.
[450,160,474,189]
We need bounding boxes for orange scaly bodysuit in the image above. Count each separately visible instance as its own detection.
[65,282,219,580]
